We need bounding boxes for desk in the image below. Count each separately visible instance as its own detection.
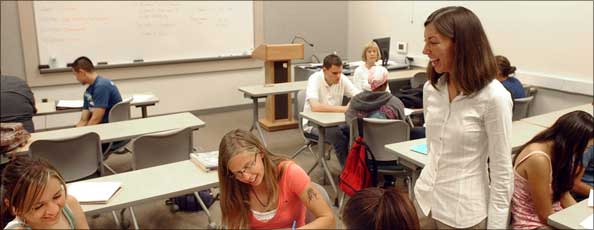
[299,111,345,197]
[74,160,218,225]
[239,68,423,146]
[35,93,160,118]
[521,103,592,128]
[548,199,592,229]
[384,121,546,199]
[238,81,308,146]
[14,112,205,154]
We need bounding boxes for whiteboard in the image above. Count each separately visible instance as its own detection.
[33,1,254,68]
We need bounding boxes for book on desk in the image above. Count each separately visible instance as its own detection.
[190,151,219,172]
[67,181,121,204]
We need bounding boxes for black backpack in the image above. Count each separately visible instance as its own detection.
[166,189,216,212]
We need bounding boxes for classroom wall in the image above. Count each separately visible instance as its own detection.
[346,1,594,96]
[263,1,348,64]
[0,1,26,78]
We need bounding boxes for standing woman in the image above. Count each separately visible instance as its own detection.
[415,6,513,229]
[351,41,391,92]
[217,129,335,229]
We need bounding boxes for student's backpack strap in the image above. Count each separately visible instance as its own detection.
[357,117,378,187]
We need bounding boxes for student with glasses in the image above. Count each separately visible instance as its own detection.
[217,129,335,229]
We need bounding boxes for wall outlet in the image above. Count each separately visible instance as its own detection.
[396,41,408,54]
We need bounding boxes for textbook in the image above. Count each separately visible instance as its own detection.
[67,181,121,204]
[410,143,427,155]
[190,151,219,172]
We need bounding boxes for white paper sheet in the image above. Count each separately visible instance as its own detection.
[131,94,155,103]
[56,100,83,108]
[67,181,121,203]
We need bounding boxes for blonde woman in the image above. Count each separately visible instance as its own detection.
[351,41,390,92]
[1,157,89,229]
[217,129,335,229]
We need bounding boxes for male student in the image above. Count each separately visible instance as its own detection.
[303,54,361,165]
[0,75,36,133]
[71,56,126,156]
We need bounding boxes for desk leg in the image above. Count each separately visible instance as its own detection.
[318,127,338,196]
[249,97,267,147]
[141,106,148,118]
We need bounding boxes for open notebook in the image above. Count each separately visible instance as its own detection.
[67,181,121,204]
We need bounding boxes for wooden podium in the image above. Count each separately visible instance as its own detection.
[252,44,304,131]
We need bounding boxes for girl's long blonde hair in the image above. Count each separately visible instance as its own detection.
[1,157,67,225]
[218,129,288,229]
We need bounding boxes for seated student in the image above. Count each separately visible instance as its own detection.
[351,41,390,92]
[303,54,361,166]
[342,187,419,230]
[511,111,593,229]
[572,146,594,201]
[0,75,37,133]
[341,70,425,186]
[217,129,335,229]
[71,56,126,156]
[495,55,526,99]
[1,156,89,229]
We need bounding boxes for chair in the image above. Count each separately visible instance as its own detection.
[512,95,535,121]
[410,72,428,88]
[29,132,122,227]
[290,90,327,160]
[340,118,413,209]
[305,182,334,227]
[130,127,216,229]
[102,98,132,172]
[30,132,103,182]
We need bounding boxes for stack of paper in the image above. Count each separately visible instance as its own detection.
[67,181,121,204]
[131,94,154,103]
[190,151,219,172]
[56,100,83,109]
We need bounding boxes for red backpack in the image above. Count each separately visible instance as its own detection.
[339,118,378,197]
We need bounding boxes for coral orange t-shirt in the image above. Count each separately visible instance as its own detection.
[249,161,311,229]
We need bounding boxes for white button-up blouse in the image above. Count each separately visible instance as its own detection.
[414,76,514,229]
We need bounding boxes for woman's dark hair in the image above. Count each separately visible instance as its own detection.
[424,6,497,95]
[342,187,419,230]
[514,110,594,201]
[495,55,516,77]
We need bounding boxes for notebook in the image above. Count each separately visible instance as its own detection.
[67,181,121,204]
[410,143,427,155]
[190,151,219,172]
[55,100,83,109]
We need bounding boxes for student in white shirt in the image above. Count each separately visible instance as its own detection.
[351,41,390,93]
[303,54,360,165]
[414,6,513,229]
